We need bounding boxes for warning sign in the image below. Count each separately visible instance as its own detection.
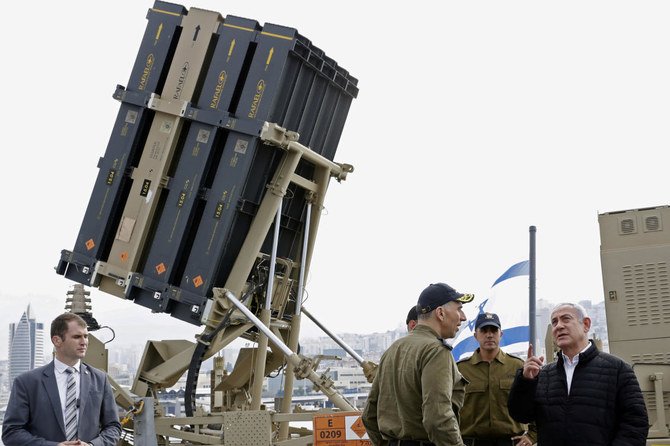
[155,262,166,275]
[313,412,371,446]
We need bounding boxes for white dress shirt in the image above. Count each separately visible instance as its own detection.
[54,358,81,423]
[561,343,590,394]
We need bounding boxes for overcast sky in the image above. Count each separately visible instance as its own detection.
[1,1,669,359]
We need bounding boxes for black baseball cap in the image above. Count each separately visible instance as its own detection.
[475,312,501,330]
[417,283,474,314]
[406,305,418,325]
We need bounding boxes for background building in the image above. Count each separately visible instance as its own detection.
[8,305,45,386]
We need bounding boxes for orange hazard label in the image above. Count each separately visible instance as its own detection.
[350,417,367,439]
[193,275,203,288]
[120,252,129,262]
[155,263,166,275]
[313,412,371,446]
[85,239,95,251]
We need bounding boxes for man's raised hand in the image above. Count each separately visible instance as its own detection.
[523,344,545,379]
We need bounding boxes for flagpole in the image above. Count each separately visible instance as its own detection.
[529,226,537,352]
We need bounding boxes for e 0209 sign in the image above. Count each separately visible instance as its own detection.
[313,412,371,446]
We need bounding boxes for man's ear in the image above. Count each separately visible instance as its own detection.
[583,316,592,332]
[436,306,446,322]
[52,335,62,347]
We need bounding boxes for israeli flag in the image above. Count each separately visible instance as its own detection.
[451,260,530,360]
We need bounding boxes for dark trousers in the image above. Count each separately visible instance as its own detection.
[462,438,517,446]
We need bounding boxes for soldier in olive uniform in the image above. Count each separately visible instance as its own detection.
[456,313,536,446]
[362,283,473,446]
[406,305,418,332]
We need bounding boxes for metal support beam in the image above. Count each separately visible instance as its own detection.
[218,289,356,411]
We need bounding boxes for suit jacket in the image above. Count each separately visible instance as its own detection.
[2,361,121,446]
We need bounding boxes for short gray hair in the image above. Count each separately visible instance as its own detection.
[417,302,451,321]
[417,311,431,321]
[551,302,589,321]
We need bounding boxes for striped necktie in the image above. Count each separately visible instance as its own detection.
[64,367,78,441]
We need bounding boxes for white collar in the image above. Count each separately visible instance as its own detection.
[561,342,591,364]
[54,357,81,374]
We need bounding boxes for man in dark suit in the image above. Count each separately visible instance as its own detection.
[2,312,121,446]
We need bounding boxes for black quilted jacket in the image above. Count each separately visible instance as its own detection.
[507,341,648,445]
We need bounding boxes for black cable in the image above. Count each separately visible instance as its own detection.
[268,363,285,379]
[98,326,116,344]
[184,286,260,417]
[80,314,115,344]
[80,313,101,331]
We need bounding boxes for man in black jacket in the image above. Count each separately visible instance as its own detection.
[508,302,648,446]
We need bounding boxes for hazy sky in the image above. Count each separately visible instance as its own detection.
[1,1,669,359]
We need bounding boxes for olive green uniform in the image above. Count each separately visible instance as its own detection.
[457,349,536,443]
[362,325,467,446]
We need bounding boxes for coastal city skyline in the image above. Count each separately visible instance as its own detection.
[0,295,606,362]
[0,297,610,427]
